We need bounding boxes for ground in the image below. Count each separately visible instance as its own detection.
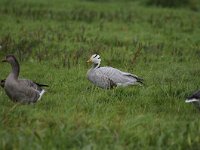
[0,0,200,149]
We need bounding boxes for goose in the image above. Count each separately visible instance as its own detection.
[185,90,200,111]
[2,55,48,104]
[86,54,144,89]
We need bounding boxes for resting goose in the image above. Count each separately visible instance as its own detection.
[86,54,144,89]
[2,55,48,104]
[186,90,200,111]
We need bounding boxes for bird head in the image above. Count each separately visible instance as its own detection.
[87,54,101,65]
[2,55,17,64]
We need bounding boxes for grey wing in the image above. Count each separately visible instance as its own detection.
[121,72,144,84]
[18,79,43,92]
[6,79,42,103]
[98,67,140,84]
[20,79,46,102]
[88,70,117,89]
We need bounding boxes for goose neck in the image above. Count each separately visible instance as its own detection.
[93,63,100,69]
[10,60,20,79]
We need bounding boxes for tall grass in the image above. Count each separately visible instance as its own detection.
[146,0,192,7]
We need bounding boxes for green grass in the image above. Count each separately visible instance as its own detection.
[0,0,200,149]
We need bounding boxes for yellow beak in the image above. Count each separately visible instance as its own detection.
[87,58,92,63]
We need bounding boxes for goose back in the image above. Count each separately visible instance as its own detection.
[4,78,42,103]
[87,66,142,89]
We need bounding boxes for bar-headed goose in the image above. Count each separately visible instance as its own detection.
[186,90,200,111]
[86,54,144,89]
[2,55,48,104]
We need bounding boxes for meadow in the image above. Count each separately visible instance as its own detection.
[0,0,200,149]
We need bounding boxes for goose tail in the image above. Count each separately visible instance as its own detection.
[136,77,144,85]
[34,81,49,87]
[185,98,199,103]
[38,89,46,101]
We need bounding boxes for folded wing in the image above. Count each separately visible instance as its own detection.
[97,67,143,86]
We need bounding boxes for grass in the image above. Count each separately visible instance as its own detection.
[0,0,200,149]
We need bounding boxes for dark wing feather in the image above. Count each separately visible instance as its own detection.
[124,74,144,85]
[18,79,44,92]
[187,90,200,111]
[33,82,48,87]
[187,90,200,100]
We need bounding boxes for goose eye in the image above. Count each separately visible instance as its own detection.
[93,54,98,58]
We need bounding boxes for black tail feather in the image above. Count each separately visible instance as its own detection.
[136,77,144,85]
[33,82,49,87]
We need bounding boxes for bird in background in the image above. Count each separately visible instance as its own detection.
[86,54,144,89]
[186,90,200,111]
[1,55,48,104]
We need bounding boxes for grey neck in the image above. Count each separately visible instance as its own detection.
[10,60,20,79]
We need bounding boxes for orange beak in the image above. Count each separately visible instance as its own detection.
[87,58,92,63]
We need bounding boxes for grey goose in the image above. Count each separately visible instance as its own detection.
[86,54,144,89]
[186,90,200,111]
[2,55,48,104]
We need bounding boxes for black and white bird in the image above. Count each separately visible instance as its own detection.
[86,54,144,89]
[1,55,48,104]
[186,90,200,111]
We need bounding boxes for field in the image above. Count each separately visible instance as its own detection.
[0,0,200,149]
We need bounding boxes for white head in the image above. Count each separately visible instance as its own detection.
[87,54,101,65]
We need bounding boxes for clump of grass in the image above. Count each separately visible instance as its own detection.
[145,0,198,10]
